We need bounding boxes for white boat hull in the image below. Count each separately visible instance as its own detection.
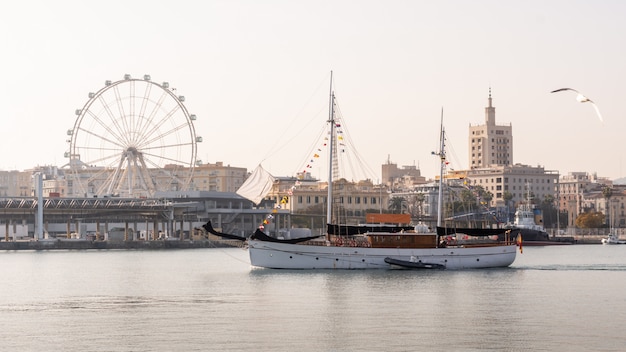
[601,238,626,245]
[248,240,517,269]
[601,232,626,244]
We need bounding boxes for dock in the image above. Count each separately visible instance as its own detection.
[0,239,242,250]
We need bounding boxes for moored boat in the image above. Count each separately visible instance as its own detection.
[601,230,626,245]
[504,201,575,246]
[209,73,517,270]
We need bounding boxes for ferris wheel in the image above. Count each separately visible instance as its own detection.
[66,74,201,198]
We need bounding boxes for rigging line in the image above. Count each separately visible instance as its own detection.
[293,124,328,177]
[445,136,464,172]
[333,102,378,181]
[208,244,250,266]
[259,73,332,163]
[264,104,327,169]
[341,133,378,181]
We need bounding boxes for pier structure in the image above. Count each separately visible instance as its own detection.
[0,191,287,245]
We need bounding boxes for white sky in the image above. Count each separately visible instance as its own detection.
[1,0,625,182]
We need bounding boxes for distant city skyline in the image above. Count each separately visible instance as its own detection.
[2,0,624,181]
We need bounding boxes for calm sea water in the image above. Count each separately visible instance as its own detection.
[0,245,625,352]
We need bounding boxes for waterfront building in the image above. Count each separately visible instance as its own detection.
[388,181,441,225]
[0,170,31,197]
[0,165,66,197]
[468,89,513,169]
[0,162,248,198]
[558,172,613,227]
[464,90,557,212]
[381,156,426,191]
[466,164,559,209]
[265,173,387,227]
[191,161,247,192]
[1,86,621,234]
[586,186,626,228]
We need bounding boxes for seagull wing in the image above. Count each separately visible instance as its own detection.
[551,87,603,124]
[589,101,604,123]
[551,88,580,94]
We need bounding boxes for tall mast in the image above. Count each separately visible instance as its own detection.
[437,108,445,227]
[326,71,335,230]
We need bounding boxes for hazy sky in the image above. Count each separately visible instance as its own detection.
[2,0,625,182]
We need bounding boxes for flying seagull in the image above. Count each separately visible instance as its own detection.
[551,88,603,123]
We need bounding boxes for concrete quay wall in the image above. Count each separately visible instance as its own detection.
[0,239,242,250]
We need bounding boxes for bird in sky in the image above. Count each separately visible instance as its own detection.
[551,88,603,123]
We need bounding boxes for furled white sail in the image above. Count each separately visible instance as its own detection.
[236,165,276,205]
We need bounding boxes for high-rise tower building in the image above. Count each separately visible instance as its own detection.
[468,89,513,168]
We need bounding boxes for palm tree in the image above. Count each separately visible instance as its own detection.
[388,196,406,214]
[503,191,513,222]
[414,193,426,219]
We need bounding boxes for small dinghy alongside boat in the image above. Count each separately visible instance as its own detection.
[384,256,445,270]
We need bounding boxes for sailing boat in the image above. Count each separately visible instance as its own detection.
[207,75,517,269]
